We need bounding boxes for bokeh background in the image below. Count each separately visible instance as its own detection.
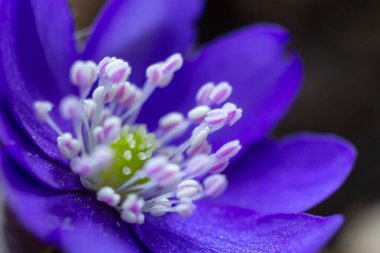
[3,0,380,252]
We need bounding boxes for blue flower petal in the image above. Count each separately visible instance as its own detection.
[0,0,78,161]
[141,24,302,145]
[211,133,356,214]
[134,203,343,253]
[0,108,82,190]
[0,152,144,253]
[83,0,204,85]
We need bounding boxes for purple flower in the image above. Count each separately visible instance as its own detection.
[0,0,356,252]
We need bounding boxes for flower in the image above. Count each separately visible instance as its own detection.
[0,0,356,252]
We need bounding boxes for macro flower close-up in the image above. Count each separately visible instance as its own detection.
[0,0,357,252]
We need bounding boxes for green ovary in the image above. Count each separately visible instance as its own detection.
[98,125,160,190]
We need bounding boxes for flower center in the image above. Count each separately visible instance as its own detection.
[98,125,159,191]
[33,53,243,224]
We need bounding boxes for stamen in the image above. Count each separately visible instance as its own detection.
[208,160,229,174]
[102,116,122,144]
[149,198,171,217]
[223,103,242,126]
[33,101,63,135]
[209,82,232,105]
[97,186,121,207]
[105,59,131,84]
[32,53,243,225]
[57,133,81,159]
[183,154,209,178]
[70,60,98,93]
[187,105,210,123]
[70,157,94,177]
[203,174,228,197]
[121,194,145,224]
[175,198,195,217]
[196,82,215,105]
[204,109,227,130]
[159,112,184,131]
[190,127,209,147]
[216,140,242,160]
[176,179,202,199]
[34,101,53,122]
[60,96,83,122]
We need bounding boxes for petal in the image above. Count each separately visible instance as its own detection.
[28,0,78,92]
[0,108,82,191]
[142,24,302,144]
[134,203,343,253]
[214,133,356,214]
[0,152,144,253]
[0,0,78,161]
[83,0,204,84]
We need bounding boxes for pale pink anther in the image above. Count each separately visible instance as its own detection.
[196,82,215,105]
[159,112,184,131]
[97,57,112,78]
[57,133,81,159]
[99,108,111,125]
[102,116,122,144]
[121,86,141,108]
[70,157,94,177]
[176,179,203,199]
[93,126,104,143]
[97,187,121,207]
[60,96,82,121]
[190,127,209,147]
[33,101,53,122]
[105,59,131,84]
[158,53,183,87]
[121,210,145,224]
[146,53,183,87]
[92,86,117,104]
[204,109,227,130]
[187,105,210,123]
[208,160,229,174]
[175,198,195,217]
[92,86,105,104]
[70,60,98,89]
[203,174,228,197]
[156,163,181,187]
[146,64,163,86]
[186,141,212,157]
[149,198,171,217]
[223,103,242,126]
[121,194,145,224]
[143,156,168,177]
[162,53,183,75]
[216,140,241,160]
[114,82,132,102]
[209,82,232,105]
[91,145,114,170]
[121,194,143,211]
[183,154,210,177]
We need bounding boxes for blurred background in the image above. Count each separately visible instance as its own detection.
[3,0,380,252]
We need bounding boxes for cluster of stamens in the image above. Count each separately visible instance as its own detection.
[33,53,242,224]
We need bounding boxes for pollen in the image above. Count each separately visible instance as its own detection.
[98,125,160,191]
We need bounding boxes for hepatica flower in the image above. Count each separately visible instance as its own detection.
[0,0,356,252]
